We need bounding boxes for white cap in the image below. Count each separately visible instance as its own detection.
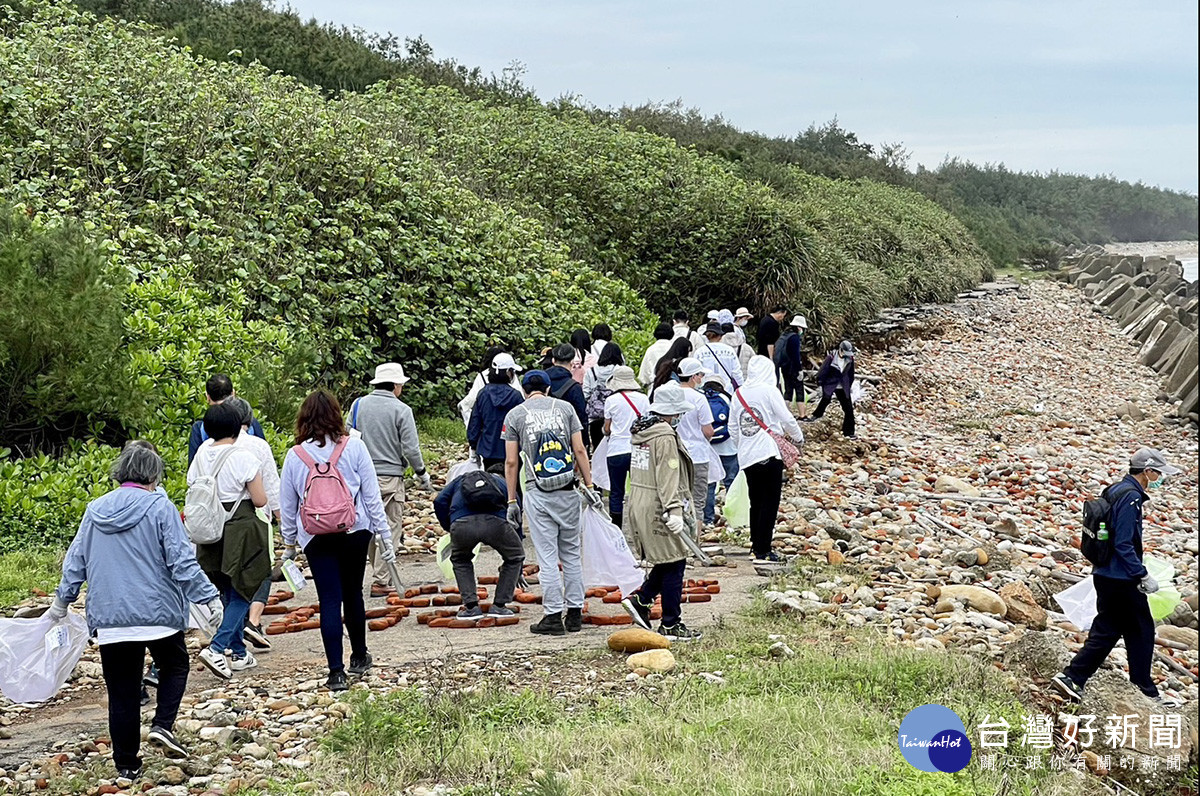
[370,362,409,385]
[789,315,808,329]
[706,309,720,320]
[734,307,752,319]
[677,357,710,378]
[491,352,522,371]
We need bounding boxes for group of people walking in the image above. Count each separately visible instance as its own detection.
[45,303,862,783]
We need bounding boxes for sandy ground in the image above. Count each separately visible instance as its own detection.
[1104,240,1197,260]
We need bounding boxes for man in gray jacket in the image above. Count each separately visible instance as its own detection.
[348,362,433,594]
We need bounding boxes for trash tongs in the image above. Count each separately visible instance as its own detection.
[663,511,712,566]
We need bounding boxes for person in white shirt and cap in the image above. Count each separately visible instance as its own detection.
[673,357,716,529]
[696,322,744,390]
[731,307,755,372]
[346,363,432,595]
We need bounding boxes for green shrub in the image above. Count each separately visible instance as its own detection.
[0,206,129,452]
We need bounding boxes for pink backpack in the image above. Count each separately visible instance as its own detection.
[293,436,357,535]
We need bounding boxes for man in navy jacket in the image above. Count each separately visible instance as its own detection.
[1052,448,1183,705]
[545,343,587,429]
[187,374,264,465]
[433,465,524,623]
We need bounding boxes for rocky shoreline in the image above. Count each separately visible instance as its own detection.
[1,278,1196,795]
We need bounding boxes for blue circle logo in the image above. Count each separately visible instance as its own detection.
[897,704,973,773]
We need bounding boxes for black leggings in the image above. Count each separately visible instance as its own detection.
[812,388,855,436]
[743,458,784,558]
[305,530,371,673]
[588,419,605,453]
[781,368,804,403]
[633,559,687,627]
[99,632,189,771]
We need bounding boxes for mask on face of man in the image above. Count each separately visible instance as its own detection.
[668,417,681,429]
[1149,471,1165,489]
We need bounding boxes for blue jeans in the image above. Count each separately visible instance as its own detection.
[607,453,632,519]
[704,454,740,523]
[210,585,252,658]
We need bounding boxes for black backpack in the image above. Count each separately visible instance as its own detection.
[1080,482,1137,566]
[773,330,796,367]
[461,472,506,513]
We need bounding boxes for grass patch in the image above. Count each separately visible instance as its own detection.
[0,549,62,608]
[311,612,1082,796]
[417,414,467,445]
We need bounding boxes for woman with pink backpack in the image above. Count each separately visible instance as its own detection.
[280,389,395,692]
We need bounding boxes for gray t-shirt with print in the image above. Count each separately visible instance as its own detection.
[502,397,583,483]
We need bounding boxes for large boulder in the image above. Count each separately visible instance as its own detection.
[931,584,1006,616]
[1001,630,1070,678]
[627,649,676,673]
[608,628,671,653]
[999,582,1048,630]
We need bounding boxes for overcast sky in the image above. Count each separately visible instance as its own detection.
[285,1,1199,194]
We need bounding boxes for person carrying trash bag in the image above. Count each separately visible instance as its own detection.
[620,382,703,642]
[47,441,223,786]
[433,463,524,623]
[1051,447,1185,707]
[502,369,602,636]
[805,339,857,438]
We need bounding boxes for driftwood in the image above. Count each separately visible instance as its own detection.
[1155,649,1196,681]
[1154,636,1192,653]
[915,492,1012,506]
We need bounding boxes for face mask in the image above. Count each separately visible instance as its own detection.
[668,417,681,429]
[1148,473,1164,489]
[736,319,747,327]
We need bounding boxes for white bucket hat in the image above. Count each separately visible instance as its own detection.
[650,382,692,416]
[789,315,808,329]
[734,307,753,319]
[370,362,409,385]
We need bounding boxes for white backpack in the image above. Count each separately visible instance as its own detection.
[183,446,243,545]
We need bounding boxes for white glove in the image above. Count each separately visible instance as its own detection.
[194,598,225,636]
[281,545,298,562]
[1138,574,1160,595]
[45,596,69,622]
[379,537,397,564]
[665,513,686,536]
[468,449,480,465]
[506,501,522,529]
[417,472,434,493]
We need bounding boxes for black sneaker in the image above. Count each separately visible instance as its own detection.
[348,653,373,676]
[115,767,142,787]
[487,605,515,618]
[243,622,271,650]
[564,608,583,633]
[147,725,187,758]
[457,605,485,621]
[139,686,151,707]
[621,595,652,631]
[752,551,784,564]
[530,612,566,636]
[658,622,702,642]
[325,669,349,692]
[142,665,159,688]
[1050,673,1083,703]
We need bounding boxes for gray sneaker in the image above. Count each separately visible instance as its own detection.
[487,605,515,618]
[457,605,485,621]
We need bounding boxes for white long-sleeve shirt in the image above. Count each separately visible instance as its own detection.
[731,356,804,469]
[695,340,745,389]
[638,339,673,385]
[280,435,393,552]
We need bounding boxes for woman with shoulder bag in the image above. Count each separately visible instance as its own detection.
[730,356,804,564]
[279,389,395,691]
[584,341,624,452]
[601,365,650,528]
[189,402,270,679]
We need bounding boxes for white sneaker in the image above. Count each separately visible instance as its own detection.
[229,651,258,672]
[198,647,231,679]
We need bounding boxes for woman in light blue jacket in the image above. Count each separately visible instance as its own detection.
[48,441,221,786]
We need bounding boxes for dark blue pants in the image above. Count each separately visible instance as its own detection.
[607,453,632,522]
[1065,575,1158,696]
[632,559,687,627]
[305,530,371,673]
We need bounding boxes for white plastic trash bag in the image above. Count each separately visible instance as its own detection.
[581,505,643,595]
[850,379,867,404]
[592,437,611,491]
[0,613,90,703]
[445,459,481,485]
[1054,576,1097,632]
